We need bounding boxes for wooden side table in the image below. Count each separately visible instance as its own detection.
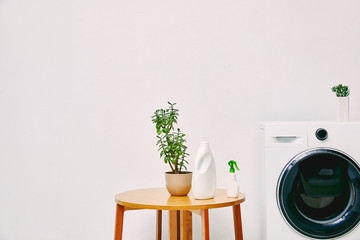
[114,188,246,240]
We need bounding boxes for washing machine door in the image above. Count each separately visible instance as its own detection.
[277,148,360,239]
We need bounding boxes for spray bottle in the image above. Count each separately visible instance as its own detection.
[227,160,239,198]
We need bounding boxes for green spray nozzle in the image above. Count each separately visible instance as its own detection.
[228,160,239,173]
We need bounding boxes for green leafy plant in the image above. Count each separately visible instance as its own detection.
[152,102,189,174]
[331,84,350,97]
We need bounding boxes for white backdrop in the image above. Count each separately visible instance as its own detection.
[1,0,360,239]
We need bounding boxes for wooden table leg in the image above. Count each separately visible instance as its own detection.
[169,210,180,240]
[157,210,162,240]
[180,210,192,240]
[233,204,243,240]
[201,210,209,240]
[114,204,125,240]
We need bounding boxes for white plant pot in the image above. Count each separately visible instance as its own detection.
[337,97,349,122]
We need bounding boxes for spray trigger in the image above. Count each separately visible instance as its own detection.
[228,160,239,173]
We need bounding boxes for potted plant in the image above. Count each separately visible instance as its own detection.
[152,102,192,196]
[331,84,350,121]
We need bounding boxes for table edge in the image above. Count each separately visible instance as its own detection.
[114,188,246,210]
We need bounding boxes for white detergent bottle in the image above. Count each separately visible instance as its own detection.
[193,141,216,199]
[227,160,239,198]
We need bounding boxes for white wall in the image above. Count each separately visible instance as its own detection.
[1,0,360,239]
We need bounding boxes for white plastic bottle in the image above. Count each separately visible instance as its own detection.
[227,160,239,198]
[193,141,216,199]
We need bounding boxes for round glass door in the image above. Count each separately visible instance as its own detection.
[277,148,360,239]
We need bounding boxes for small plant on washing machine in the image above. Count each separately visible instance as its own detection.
[331,84,350,97]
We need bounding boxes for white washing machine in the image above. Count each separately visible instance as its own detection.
[261,122,360,240]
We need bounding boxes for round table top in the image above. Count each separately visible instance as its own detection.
[115,188,246,210]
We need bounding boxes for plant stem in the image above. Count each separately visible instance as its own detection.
[168,161,175,172]
[174,156,178,173]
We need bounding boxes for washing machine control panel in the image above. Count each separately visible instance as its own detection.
[315,128,328,141]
